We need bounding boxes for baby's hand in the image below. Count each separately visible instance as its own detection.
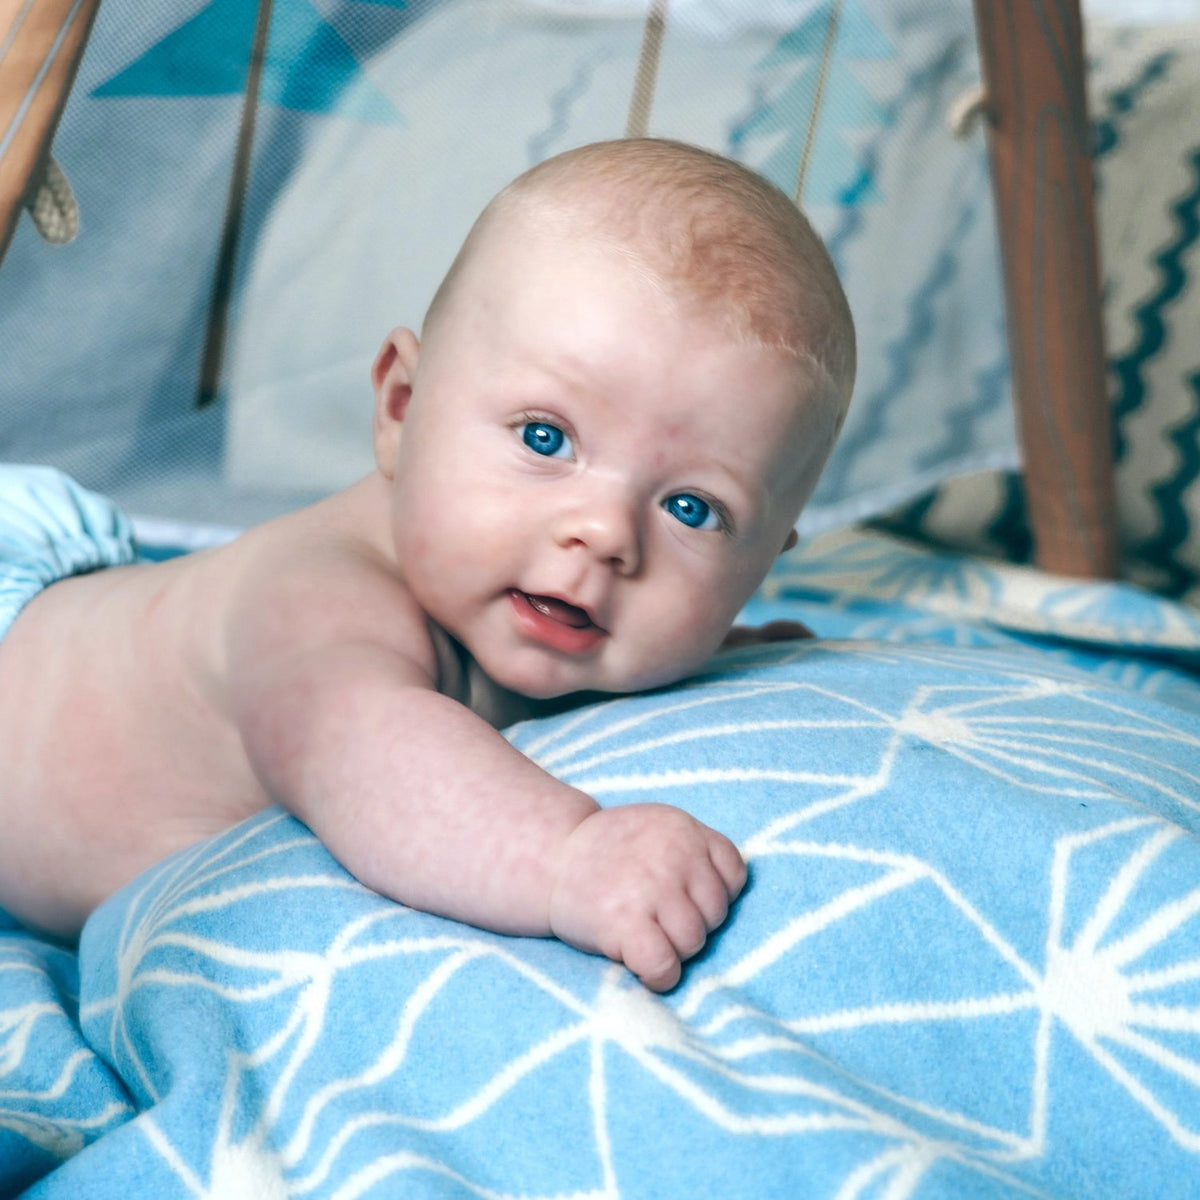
[548,805,747,992]
[721,618,814,650]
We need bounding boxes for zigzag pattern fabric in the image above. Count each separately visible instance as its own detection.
[880,17,1200,602]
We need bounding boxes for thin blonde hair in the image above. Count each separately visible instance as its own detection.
[424,138,856,416]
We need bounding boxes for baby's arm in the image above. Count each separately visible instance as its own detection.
[228,579,743,991]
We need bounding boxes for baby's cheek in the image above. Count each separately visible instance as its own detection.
[630,614,731,689]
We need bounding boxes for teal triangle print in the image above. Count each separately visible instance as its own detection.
[92,0,258,97]
[746,0,893,207]
[92,0,403,125]
[262,0,401,122]
[764,0,893,63]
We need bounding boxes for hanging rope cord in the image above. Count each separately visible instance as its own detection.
[624,0,841,211]
[795,0,843,207]
[625,0,667,138]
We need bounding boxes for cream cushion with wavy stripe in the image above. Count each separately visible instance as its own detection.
[876,19,1200,602]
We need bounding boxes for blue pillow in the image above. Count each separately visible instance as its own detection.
[55,639,1200,1199]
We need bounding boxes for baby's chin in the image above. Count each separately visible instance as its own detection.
[491,649,719,704]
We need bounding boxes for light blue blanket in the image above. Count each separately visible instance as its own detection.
[4,529,1200,1197]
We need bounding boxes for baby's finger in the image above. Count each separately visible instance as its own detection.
[759,618,815,642]
[722,619,814,649]
[687,866,731,932]
[708,834,748,898]
[622,921,683,993]
[656,895,709,961]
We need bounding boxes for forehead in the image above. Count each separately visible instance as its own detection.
[463,219,769,376]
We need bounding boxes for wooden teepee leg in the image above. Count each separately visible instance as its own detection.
[971,0,1118,578]
[0,0,100,265]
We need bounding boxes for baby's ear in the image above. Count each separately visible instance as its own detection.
[372,327,421,477]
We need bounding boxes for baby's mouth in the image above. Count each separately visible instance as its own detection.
[522,592,595,630]
[508,590,608,655]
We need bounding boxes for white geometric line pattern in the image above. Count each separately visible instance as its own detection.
[0,932,132,1187]
[1,637,1194,1197]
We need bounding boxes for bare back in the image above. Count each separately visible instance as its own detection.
[0,475,445,939]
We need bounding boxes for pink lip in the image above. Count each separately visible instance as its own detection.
[508,590,608,655]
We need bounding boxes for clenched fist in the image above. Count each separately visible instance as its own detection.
[548,804,747,991]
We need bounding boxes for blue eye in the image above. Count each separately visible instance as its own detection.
[521,421,572,458]
[664,492,719,531]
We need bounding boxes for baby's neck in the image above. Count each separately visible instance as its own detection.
[434,627,604,730]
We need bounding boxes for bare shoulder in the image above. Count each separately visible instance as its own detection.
[222,476,438,683]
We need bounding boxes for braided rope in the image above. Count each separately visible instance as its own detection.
[25,153,78,244]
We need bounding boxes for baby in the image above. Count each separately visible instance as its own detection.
[0,138,855,991]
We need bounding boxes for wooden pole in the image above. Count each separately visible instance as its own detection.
[0,0,100,264]
[971,0,1118,577]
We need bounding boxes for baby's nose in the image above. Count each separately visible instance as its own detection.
[552,494,641,575]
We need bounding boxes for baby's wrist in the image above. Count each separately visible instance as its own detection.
[545,802,602,928]
[551,795,601,866]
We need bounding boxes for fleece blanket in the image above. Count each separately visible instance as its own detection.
[3,527,1200,1198]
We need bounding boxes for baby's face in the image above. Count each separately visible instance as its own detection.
[375,224,826,699]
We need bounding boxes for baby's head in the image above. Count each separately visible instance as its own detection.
[425,138,855,432]
[372,138,855,698]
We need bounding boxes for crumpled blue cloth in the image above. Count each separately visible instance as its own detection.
[0,465,136,640]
